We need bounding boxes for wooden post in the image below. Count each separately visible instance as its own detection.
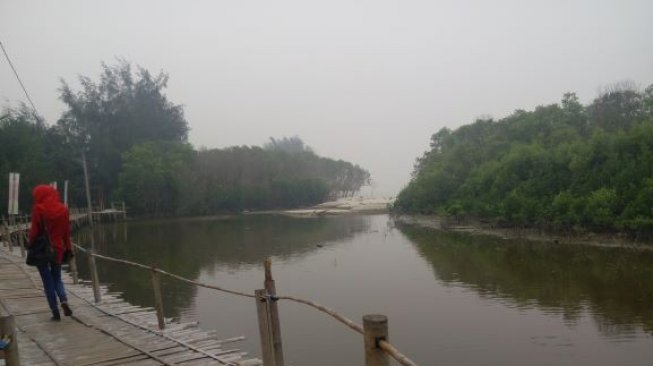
[17,218,25,258]
[7,231,14,252]
[363,314,389,366]
[255,289,275,366]
[1,220,6,248]
[0,314,20,366]
[69,244,79,284]
[87,248,101,303]
[264,259,284,366]
[1,217,6,248]
[122,202,126,220]
[81,150,93,227]
[6,216,14,253]
[4,222,11,249]
[151,268,165,330]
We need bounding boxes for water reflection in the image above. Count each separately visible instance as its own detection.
[74,214,370,317]
[397,223,653,337]
[69,215,653,365]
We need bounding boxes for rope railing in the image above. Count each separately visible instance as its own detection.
[70,242,419,366]
[276,295,364,334]
[379,341,418,366]
[74,244,257,299]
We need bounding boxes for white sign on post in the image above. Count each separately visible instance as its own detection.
[8,172,19,215]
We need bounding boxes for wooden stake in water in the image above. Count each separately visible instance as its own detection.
[363,314,389,366]
[264,258,285,366]
[87,248,101,303]
[255,289,275,366]
[151,268,165,330]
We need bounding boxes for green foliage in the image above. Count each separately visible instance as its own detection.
[396,83,653,236]
[176,143,368,214]
[116,138,359,215]
[2,61,371,216]
[0,106,80,213]
[117,141,193,214]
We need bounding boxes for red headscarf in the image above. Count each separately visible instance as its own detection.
[30,184,72,264]
[32,185,67,220]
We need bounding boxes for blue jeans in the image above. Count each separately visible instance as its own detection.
[37,263,68,315]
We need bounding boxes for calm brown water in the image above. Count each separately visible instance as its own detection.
[75,214,653,365]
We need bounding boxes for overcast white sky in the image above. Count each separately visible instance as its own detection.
[1,0,652,196]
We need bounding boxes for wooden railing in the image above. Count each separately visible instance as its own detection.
[73,244,418,366]
[1,214,419,366]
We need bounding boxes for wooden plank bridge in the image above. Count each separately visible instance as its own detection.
[0,245,262,366]
[0,210,262,366]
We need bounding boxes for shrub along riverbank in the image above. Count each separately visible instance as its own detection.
[394,83,653,240]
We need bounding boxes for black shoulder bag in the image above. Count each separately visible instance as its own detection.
[26,216,55,266]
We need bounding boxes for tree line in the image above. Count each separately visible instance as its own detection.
[0,61,370,215]
[394,82,653,238]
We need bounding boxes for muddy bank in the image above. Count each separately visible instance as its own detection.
[393,214,653,249]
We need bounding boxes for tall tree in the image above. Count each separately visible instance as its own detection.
[58,60,189,202]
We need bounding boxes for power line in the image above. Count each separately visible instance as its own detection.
[0,40,40,115]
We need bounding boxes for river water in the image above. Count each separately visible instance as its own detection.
[75,214,653,365]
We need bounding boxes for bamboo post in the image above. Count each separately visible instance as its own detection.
[0,314,20,366]
[255,289,275,366]
[17,217,25,258]
[122,201,126,220]
[1,219,6,248]
[363,315,389,366]
[151,267,165,330]
[6,216,14,253]
[264,259,284,366]
[5,220,11,249]
[7,230,14,252]
[1,217,6,248]
[69,244,79,284]
[21,215,28,256]
[82,150,93,227]
[87,248,102,303]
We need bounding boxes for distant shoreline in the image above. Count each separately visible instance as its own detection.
[393,214,653,250]
[278,197,393,217]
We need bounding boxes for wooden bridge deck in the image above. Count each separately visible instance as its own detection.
[0,246,261,366]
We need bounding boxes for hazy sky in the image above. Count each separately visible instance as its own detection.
[1,0,652,196]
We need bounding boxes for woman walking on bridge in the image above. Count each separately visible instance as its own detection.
[29,185,74,321]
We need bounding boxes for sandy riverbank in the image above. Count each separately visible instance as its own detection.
[281,197,394,217]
